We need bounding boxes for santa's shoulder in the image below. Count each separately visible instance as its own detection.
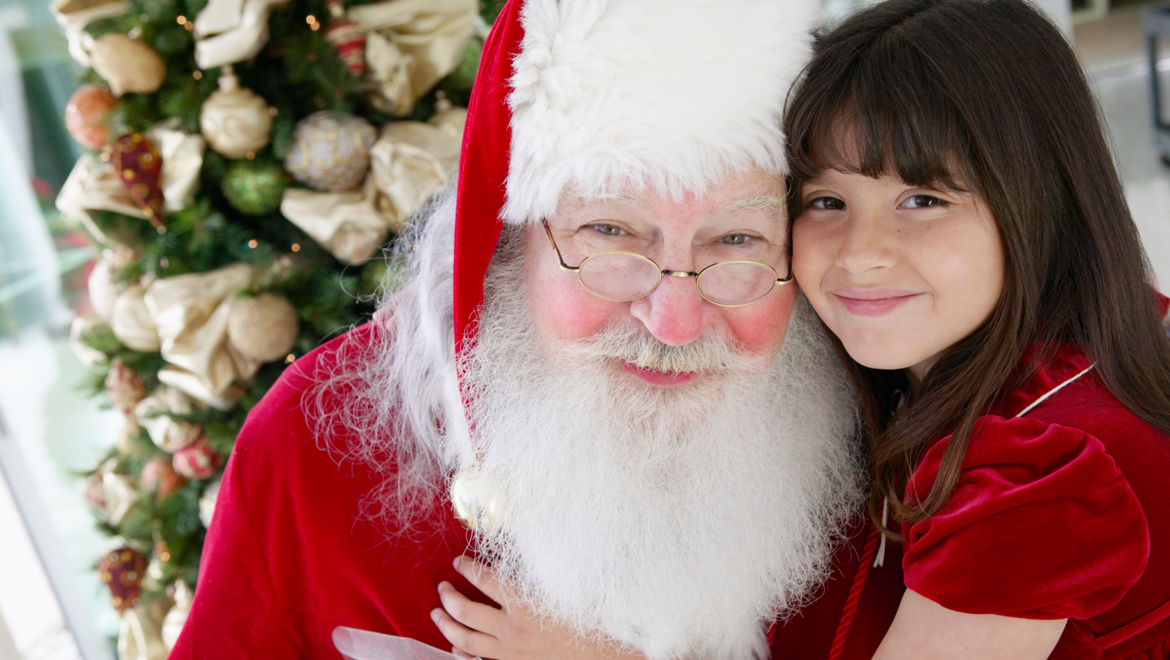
[231,322,387,489]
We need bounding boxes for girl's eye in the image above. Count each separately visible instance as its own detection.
[590,223,626,236]
[900,194,947,209]
[806,196,845,211]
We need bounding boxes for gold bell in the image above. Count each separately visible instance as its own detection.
[450,463,507,533]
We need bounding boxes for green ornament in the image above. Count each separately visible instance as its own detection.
[222,160,288,216]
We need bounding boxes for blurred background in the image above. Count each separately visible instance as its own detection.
[0,0,1167,659]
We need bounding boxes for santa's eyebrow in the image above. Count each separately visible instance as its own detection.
[723,194,785,212]
[568,190,639,205]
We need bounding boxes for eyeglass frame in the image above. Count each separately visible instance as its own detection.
[541,220,794,308]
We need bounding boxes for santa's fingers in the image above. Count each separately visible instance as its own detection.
[453,555,511,607]
[431,602,502,660]
[438,580,509,635]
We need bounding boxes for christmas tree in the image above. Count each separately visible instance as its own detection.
[53,0,504,653]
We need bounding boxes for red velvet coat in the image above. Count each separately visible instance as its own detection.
[170,324,905,660]
[901,342,1170,659]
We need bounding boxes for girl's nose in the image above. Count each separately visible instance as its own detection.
[834,210,897,274]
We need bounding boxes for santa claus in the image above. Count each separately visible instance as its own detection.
[171,0,904,658]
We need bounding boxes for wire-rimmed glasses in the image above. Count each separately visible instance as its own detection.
[542,220,792,307]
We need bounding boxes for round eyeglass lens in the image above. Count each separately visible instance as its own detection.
[578,252,662,301]
[698,262,778,305]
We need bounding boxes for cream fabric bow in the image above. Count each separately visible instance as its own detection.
[57,120,206,246]
[349,0,477,115]
[193,0,291,69]
[50,0,130,67]
[143,263,259,410]
[281,110,464,262]
[118,597,171,660]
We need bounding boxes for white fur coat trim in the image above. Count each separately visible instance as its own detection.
[502,0,818,224]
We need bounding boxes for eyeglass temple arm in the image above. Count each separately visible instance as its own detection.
[542,220,582,274]
[777,243,794,283]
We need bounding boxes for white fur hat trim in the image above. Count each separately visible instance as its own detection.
[502,0,818,224]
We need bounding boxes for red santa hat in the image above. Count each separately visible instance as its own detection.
[453,0,818,356]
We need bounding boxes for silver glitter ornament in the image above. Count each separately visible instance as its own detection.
[283,111,376,192]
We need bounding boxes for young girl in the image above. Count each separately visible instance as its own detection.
[785,0,1170,656]
[433,0,1170,657]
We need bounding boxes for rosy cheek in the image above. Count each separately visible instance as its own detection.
[538,286,617,342]
[721,284,796,356]
[525,252,618,344]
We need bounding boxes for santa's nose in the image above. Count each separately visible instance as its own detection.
[629,274,715,347]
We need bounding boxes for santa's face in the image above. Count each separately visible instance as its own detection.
[465,237,860,660]
[523,169,797,385]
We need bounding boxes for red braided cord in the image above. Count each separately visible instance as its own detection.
[827,525,882,660]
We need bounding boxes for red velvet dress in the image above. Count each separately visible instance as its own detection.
[169,324,905,659]
[901,342,1170,659]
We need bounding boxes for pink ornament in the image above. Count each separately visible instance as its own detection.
[65,84,117,149]
[105,359,146,415]
[173,437,222,480]
[141,457,187,499]
[82,472,108,513]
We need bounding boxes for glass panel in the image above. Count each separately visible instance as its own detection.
[0,3,118,657]
[698,262,776,306]
[578,253,661,301]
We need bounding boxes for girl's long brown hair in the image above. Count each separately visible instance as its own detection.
[784,0,1170,539]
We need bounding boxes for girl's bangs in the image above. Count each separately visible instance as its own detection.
[789,33,975,193]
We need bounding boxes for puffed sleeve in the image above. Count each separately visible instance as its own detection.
[902,417,1149,620]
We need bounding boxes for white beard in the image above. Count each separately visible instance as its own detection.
[459,241,864,660]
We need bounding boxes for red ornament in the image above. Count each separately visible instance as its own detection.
[110,133,166,230]
[173,437,222,480]
[324,0,367,76]
[99,546,147,613]
[141,457,187,499]
[64,84,117,149]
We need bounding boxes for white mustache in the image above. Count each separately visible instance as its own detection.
[569,325,755,375]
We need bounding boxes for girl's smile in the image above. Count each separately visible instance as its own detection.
[829,288,923,316]
[792,169,1005,378]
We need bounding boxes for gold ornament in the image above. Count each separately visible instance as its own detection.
[90,34,166,97]
[199,67,273,159]
[226,294,299,362]
[449,463,507,533]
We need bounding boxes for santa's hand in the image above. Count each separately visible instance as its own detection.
[431,555,644,660]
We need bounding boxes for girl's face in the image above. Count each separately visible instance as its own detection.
[792,169,1005,379]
